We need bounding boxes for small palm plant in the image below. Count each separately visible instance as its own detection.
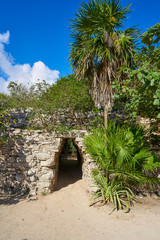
[84,120,160,212]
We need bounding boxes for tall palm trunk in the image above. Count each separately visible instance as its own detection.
[91,62,113,129]
[104,104,108,129]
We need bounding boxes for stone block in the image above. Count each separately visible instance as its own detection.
[40,158,55,167]
[36,153,50,161]
[26,155,34,162]
[30,175,37,182]
[28,169,36,176]
[7,157,16,163]
[41,142,53,145]
[13,129,22,134]
[40,171,54,181]
[52,139,61,146]
[9,151,19,157]
[40,182,50,188]
[14,162,29,170]
[16,173,25,182]
[40,145,58,151]
[29,161,37,168]
[75,137,84,142]
[32,145,40,151]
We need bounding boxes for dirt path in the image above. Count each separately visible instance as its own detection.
[0,179,160,240]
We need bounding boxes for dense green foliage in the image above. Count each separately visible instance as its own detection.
[0,111,11,145]
[36,74,94,114]
[112,23,160,134]
[30,74,95,131]
[0,93,14,144]
[0,74,95,133]
[84,120,160,212]
[112,64,160,119]
[140,22,160,68]
[7,81,35,109]
[2,75,94,113]
[0,74,94,112]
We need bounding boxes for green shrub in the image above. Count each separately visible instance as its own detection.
[84,120,160,212]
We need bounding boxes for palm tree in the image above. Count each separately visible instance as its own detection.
[69,0,137,128]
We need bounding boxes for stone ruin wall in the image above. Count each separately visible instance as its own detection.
[1,109,160,199]
[8,108,100,130]
[0,109,96,198]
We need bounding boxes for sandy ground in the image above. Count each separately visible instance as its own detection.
[1,161,160,240]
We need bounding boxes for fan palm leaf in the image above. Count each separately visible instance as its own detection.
[84,120,160,212]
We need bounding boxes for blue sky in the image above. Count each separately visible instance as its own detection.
[0,0,160,92]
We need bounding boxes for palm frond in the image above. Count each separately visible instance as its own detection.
[84,119,160,212]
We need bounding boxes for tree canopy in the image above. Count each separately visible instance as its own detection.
[69,0,138,128]
[112,23,160,122]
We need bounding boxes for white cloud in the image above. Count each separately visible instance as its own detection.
[0,31,10,44]
[0,77,9,93]
[0,31,60,93]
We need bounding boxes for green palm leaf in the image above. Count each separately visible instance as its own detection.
[84,120,160,212]
[69,0,138,111]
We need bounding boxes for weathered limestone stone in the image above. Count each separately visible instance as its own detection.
[36,153,50,161]
[39,181,51,188]
[13,129,22,134]
[41,142,53,145]
[28,169,36,176]
[31,145,40,151]
[7,157,15,163]
[29,161,37,168]
[40,145,56,151]
[75,137,84,142]
[30,175,37,182]
[40,158,55,167]
[41,171,54,181]
[26,155,34,161]
[16,174,25,182]
[9,151,19,157]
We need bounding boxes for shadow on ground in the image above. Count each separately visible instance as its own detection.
[0,192,28,205]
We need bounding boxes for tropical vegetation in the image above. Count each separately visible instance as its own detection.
[0,74,95,138]
[84,120,160,212]
[0,0,159,213]
[69,0,138,128]
[112,22,160,136]
[69,0,160,212]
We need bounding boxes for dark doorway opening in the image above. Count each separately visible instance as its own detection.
[56,138,82,190]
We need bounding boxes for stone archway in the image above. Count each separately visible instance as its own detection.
[0,129,95,197]
[48,136,85,192]
[54,138,83,190]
